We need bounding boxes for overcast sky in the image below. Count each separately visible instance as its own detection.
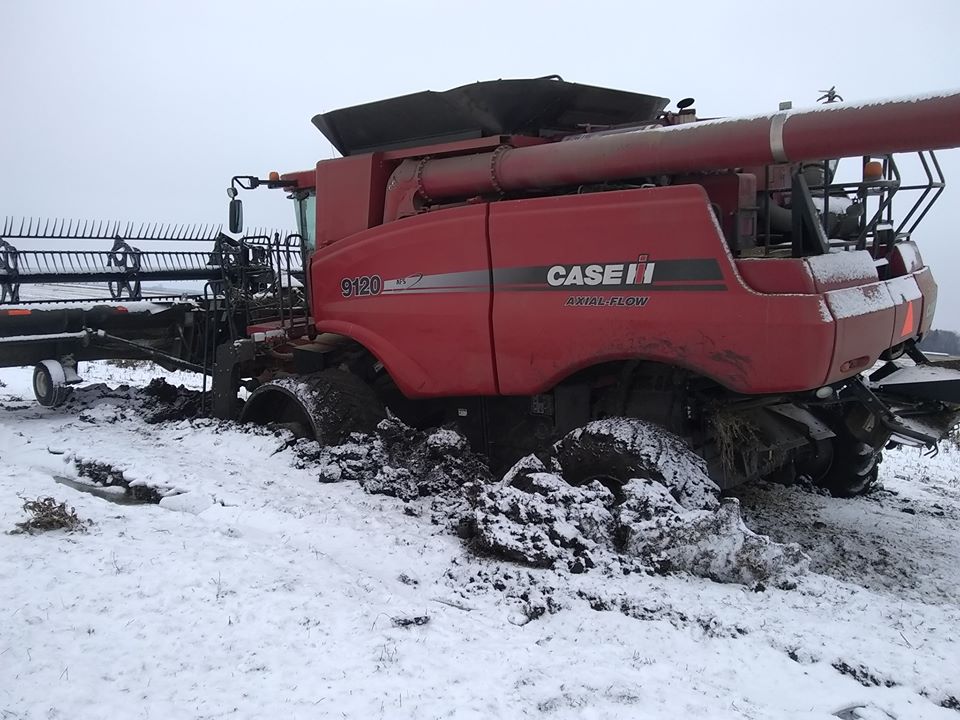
[2,0,959,328]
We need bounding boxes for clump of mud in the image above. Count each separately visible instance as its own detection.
[61,378,203,424]
[299,416,808,586]
[295,417,491,511]
[445,562,567,625]
[468,455,617,573]
[139,378,203,423]
[470,449,807,584]
[619,484,808,585]
[578,587,750,637]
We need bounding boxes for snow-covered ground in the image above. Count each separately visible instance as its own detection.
[1,362,958,719]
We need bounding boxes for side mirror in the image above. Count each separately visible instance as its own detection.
[228,198,243,234]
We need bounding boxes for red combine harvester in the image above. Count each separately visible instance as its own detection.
[2,77,960,495]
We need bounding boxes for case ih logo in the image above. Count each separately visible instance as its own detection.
[547,255,655,287]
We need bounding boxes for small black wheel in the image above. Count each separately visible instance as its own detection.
[817,438,881,497]
[33,360,68,408]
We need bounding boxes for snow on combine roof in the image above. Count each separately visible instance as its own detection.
[311,77,670,156]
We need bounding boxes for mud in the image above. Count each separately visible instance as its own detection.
[60,378,203,424]
[469,454,806,583]
[294,416,491,521]
[301,417,807,586]
[54,475,155,505]
[69,457,168,504]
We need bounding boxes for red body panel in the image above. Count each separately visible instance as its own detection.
[488,187,834,394]
[309,184,939,398]
[310,205,497,397]
[824,283,898,377]
[735,259,815,295]
[314,154,393,248]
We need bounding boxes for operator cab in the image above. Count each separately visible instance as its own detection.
[292,191,316,253]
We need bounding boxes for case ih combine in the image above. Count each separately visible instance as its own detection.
[3,77,960,496]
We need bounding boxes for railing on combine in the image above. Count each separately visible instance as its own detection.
[235,232,308,332]
[196,231,308,414]
[752,151,945,259]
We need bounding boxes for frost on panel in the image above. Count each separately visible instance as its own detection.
[806,250,877,287]
[826,283,895,320]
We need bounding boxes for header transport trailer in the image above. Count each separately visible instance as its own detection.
[2,76,959,496]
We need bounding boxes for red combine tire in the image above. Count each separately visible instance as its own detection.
[239,369,384,445]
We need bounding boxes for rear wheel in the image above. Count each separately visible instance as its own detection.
[816,437,881,497]
[239,368,384,445]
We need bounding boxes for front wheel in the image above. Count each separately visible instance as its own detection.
[239,369,384,444]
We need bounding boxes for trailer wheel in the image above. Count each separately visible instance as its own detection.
[239,369,384,445]
[33,360,69,408]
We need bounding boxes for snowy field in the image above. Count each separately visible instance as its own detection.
[1,362,959,720]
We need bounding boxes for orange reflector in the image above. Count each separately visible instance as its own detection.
[900,300,915,338]
[863,160,884,181]
[4,309,31,316]
[268,170,280,182]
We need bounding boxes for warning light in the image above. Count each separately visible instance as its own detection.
[863,160,884,182]
[268,171,280,182]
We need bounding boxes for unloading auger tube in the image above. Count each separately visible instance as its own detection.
[392,91,960,200]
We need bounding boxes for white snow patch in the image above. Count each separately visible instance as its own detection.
[826,283,896,320]
[893,242,923,273]
[159,491,216,514]
[2,365,960,718]
[806,250,878,287]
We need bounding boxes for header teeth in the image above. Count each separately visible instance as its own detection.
[1,217,297,244]
[0,217,224,242]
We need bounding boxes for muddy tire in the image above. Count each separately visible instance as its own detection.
[240,369,384,445]
[550,418,720,510]
[817,438,881,498]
